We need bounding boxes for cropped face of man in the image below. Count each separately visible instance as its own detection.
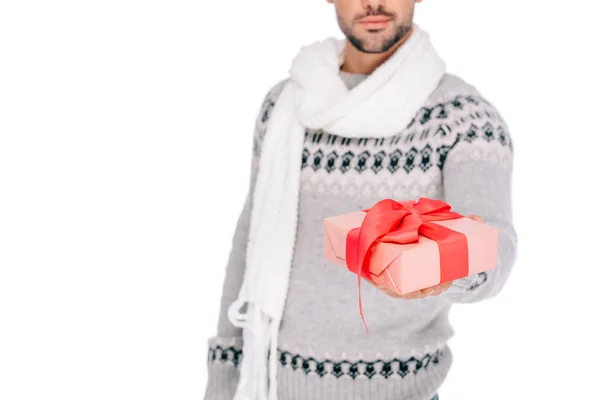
[327,0,421,53]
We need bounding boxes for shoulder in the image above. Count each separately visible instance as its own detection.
[429,73,481,101]
[255,79,289,130]
[424,74,514,169]
[410,73,513,152]
[419,73,507,125]
[252,78,290,155]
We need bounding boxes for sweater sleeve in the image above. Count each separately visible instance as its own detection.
[440,98,518,303]
[203,80,287,400]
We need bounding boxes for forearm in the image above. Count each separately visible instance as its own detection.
[441,127,517,303]
[204,80,287,400]
[445,206,517,303]
[203,187,252,399]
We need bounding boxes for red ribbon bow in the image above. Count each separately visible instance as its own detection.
[345,198,469,331]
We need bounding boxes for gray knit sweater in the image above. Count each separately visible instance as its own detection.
[204,71,517,400]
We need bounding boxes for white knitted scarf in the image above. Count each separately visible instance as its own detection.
[226,24,446,400]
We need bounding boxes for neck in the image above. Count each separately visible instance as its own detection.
[340,27,414,75]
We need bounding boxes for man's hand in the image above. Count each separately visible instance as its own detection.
[372,280,453,299]
[371,214,484,299]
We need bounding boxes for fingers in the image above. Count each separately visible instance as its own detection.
[438,280,453,292]
[467,214,484,223]
[399,290,425,300]
[371,280,454,300]
[428,281,453,296]
[370,280,403,298]
[401,281,453,299]
[419,284,439,297]
[400,286,433,300]
[381,288,403,298]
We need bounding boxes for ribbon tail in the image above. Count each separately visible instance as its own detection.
[357,273,368,333]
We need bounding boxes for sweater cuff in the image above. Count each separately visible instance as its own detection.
[445,272,489,295]
[203,337,243,400]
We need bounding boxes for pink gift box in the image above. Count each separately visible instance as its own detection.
[323,210,499,295]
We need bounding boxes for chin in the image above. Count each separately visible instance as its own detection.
[357,38,395,54]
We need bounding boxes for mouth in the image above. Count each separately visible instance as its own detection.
[357,16,392,30]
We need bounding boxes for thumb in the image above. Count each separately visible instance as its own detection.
[467,214,484,223]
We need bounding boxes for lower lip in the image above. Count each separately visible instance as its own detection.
[359,19,391,29]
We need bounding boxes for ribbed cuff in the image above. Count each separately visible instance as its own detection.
[203,337,243,400]
[446,272,488,295]
[203,362,240,400]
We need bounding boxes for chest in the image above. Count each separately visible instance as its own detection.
[299,128,447,202]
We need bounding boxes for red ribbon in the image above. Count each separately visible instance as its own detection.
[345,198,470,331]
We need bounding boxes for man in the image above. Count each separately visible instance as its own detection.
[204,1,517,399]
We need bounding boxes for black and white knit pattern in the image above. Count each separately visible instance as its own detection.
[204,73,517,400]
[252,77,513,202]
[298,93,512,199]
[208,344,446,380]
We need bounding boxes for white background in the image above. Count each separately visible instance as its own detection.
[1,1,599,399]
